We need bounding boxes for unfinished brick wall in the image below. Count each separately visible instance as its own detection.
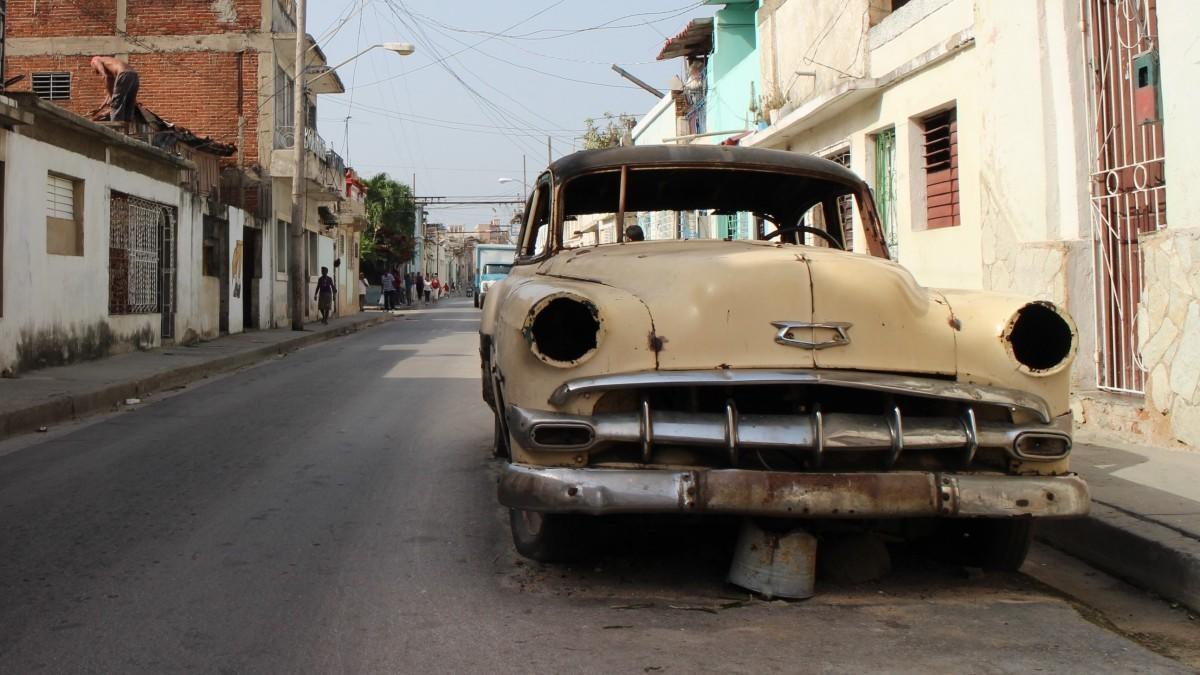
[6,0,117,38]
[5,52,261,165]
[3,55,107,117]
[126,0,262,35]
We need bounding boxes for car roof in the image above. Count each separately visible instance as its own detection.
[547,145,865,186]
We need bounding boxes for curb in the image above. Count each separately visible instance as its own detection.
[0,314,393,440]
[1036,502,1200,613]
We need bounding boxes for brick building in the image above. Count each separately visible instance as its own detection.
[4,0,366,327]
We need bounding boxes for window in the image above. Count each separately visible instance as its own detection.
[872,129,899,259]
[109,193,164,315]
[307,232,318,276]
[202,217,220,277]
[520,181,551,258]
[921,108,959,229]
[274,66,295,149]
[32,72,71,101]
[275,220,289,273]
[46,173,83,256]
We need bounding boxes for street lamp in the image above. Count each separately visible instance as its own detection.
[289,13,414,329]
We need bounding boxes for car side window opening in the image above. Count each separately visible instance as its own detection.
[522,181,551,258]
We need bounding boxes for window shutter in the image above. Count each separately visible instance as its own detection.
[47,174,75,219]
[32,72,72,101]
[923,108,959,229]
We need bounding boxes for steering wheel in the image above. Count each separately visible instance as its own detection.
[762,225,844,250]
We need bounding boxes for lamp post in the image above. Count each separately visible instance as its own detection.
[289,11,414,329]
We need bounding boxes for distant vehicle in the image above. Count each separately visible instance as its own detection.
[474,244,516,309]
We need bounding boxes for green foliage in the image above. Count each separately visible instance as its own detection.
[363,173,416,273]
[582,113,636,150]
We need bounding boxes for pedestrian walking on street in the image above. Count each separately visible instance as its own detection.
[430,276,441,303]
[358,272,368,311]
[381,270,397,311]
[415,272,425,305]
[405,273,415,306]
[315,267,336,325]
[423,275,433,303]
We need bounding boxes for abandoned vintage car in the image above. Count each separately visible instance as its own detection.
[480,145,1088,569]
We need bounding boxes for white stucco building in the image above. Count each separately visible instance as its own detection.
[0,93,259,373]
[628,0,1200,448]
[742,0,1199,448]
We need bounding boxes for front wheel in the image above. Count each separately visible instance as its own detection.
[509,508,585,562]
[474,294,479,308]
[941,518,1033,571]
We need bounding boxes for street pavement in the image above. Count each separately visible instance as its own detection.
[0,298,1191,673]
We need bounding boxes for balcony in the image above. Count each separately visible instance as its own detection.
[269,126,346,199]
[335,195,369,231]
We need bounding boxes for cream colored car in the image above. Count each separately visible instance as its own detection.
[480,145,1088,567]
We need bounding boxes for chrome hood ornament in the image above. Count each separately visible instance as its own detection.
[771,321,852,350]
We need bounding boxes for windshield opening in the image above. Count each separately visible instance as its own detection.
[559,166,858,249]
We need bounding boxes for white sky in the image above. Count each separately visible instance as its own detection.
[307,1,715,229]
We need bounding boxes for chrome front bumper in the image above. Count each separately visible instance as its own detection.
[498,464,1091,519]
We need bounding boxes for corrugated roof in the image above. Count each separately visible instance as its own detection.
[657,17,713,60]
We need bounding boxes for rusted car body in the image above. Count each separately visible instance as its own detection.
[480,145,1088,566]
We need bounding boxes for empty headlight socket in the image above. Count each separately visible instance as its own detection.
[1002,301,1078,376]
[524,293,603,367]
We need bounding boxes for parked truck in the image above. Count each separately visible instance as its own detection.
[474,244,517,309]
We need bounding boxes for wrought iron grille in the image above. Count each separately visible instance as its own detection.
[873,129,899,260]
[1082,0,1166,394]
[109,193,166,315]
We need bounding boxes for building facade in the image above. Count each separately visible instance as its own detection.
[4,0,364,329]
[0,92,247,373]
[636,0,1199,448]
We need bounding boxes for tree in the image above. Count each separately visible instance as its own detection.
[582,113,636,150]
[363,173,417,275]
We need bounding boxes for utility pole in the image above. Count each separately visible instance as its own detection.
[289,0,308,330]
[547,137,552,167]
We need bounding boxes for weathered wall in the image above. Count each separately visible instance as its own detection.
[125,0,261,34]
[0,127,180,372]
[757,0,871,114]
[1157,0,1200,233]
[631,94,678,146]
[1134,229,1200,446]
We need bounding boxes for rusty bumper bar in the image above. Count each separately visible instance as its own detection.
[498,465,1090,519]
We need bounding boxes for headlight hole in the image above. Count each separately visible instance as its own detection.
[1007,302,1074,372]
[530,297,600,364]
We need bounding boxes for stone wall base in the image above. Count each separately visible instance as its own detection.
[1073,390,1196,451]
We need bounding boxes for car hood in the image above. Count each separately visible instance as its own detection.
[537,241,957,375]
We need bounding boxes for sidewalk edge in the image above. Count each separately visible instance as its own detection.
[1036,503,1200,613]
[0,314,393,439]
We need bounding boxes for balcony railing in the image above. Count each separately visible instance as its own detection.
[273,125,346,191]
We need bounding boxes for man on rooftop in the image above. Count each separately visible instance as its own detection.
[90,56,140,124]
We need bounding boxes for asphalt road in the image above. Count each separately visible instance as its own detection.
[0,299,1189,673]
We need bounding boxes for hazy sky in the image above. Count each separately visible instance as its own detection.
[306,1,715,228]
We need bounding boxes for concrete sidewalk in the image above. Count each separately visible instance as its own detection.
[0,311,394,439]
[1038,434,1200,612]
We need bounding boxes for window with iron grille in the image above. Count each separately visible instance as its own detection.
[32,72,71,101]
[872,128,899,259]
[109,193,164,315]
[922,107,959,229]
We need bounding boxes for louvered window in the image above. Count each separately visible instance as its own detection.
[32,72,71,101]
[922,108,959,229]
